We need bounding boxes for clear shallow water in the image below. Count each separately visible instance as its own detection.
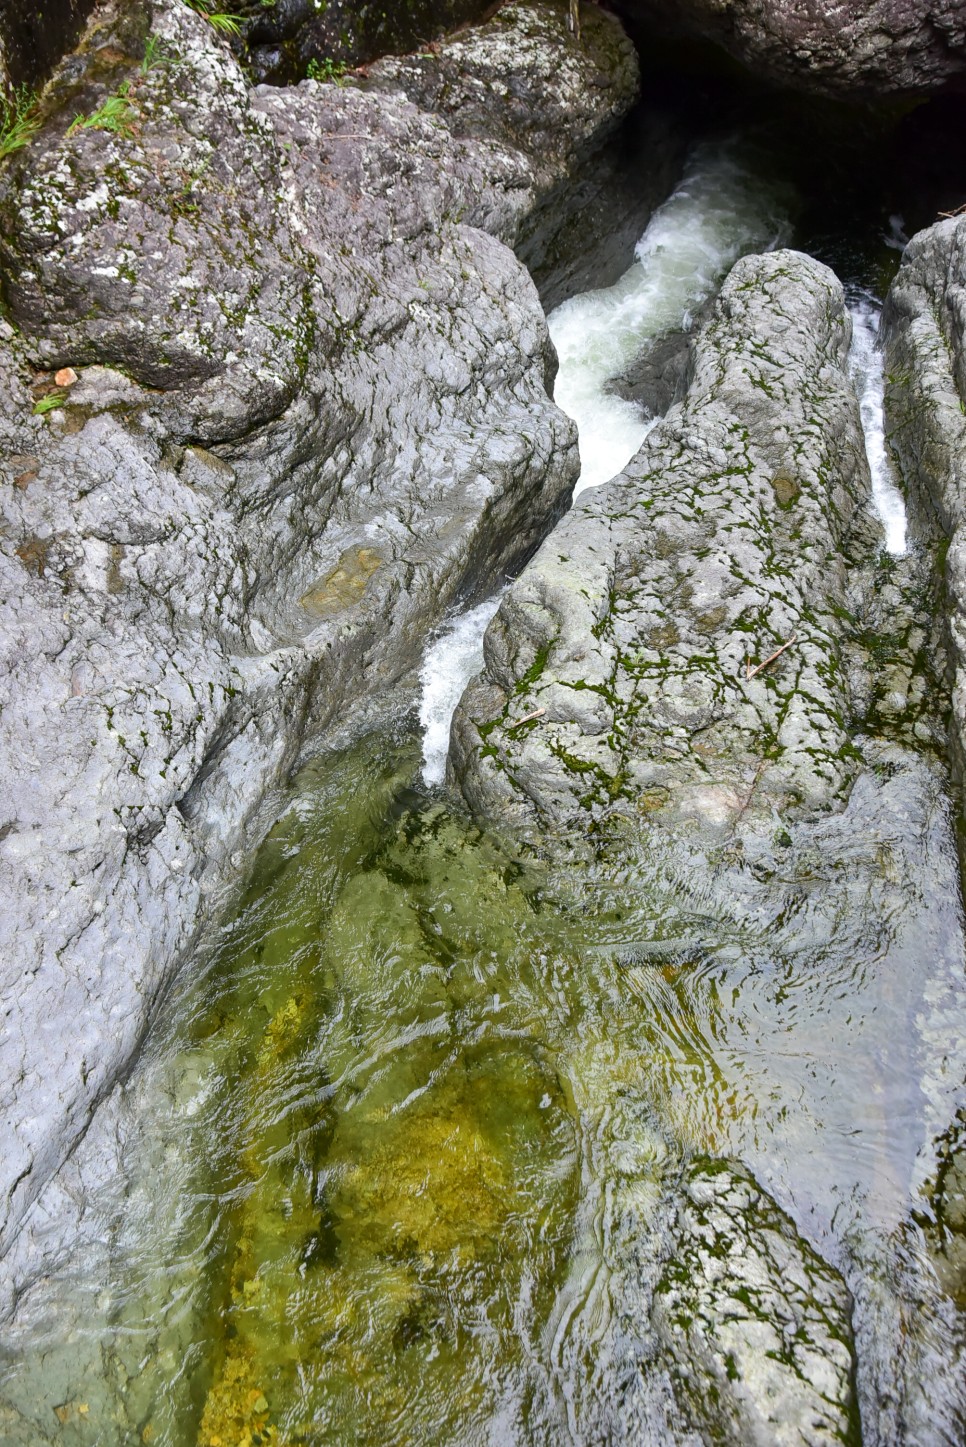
[1,731,965,1445]
[548,141,793,497]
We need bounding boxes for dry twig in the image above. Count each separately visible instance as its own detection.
[745,633,798,680]
[508,707,546,728]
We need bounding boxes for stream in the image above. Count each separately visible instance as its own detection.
[2,137,965,1446]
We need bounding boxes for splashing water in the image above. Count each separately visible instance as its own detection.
[419,594,503,785]
[549,143,792,496]
[848,295,909,555]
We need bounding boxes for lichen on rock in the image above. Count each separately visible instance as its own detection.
[450,250,876,849]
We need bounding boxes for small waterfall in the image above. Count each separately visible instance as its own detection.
[419,594,503,784]
[848,295,908,555]
[548,143,792,497]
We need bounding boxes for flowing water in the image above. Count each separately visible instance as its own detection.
[418,595,504,787]
[2,140,965,1447]
[847,294,909,556]
[549,142,792,496]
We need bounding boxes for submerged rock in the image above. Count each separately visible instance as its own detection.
[0,0,640,1265]
[651,1160,859,1446]
[450,249,875,847]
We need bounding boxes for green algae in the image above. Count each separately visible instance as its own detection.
[2,720,964,1445]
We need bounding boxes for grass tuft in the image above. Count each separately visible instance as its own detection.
[184,0,243,35]
[0,87,41,163]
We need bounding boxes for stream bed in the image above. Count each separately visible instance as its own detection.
[2,134,966,1446]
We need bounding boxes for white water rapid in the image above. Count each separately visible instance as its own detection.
[848,295,909,555]
[548,143,792,496]
[419,594,503,784]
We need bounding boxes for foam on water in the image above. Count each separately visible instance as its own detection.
[848,295,909,555]
[419,594,503,785]
[549,143,792,496]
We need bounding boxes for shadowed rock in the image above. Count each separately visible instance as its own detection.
[613,0,966,104]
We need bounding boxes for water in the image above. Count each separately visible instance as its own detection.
[848,294,909,555]
[549,142,792,496]
[3,731,963,1444]
[418,595,503,786]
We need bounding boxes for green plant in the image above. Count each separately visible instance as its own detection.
[67,82,137,138]
[0,87,41,163]
[140,35,170,73]
[306,56,348,84]
[184,0,243,35]
[33,393,65,415]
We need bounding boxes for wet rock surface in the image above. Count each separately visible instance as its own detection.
[0,0,641,1263]
[651,1159,859,1447]
[615,0,966,103]
[0,0,97,91]
[450,250,878,846]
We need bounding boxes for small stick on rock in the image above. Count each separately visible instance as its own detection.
[508,707,545,729]
[745,633,798,680]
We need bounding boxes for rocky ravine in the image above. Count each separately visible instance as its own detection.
[0,0,642,1269]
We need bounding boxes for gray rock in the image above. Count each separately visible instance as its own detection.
[614,0,966,103]
[882,215,966,790]
[450,250,875,849]
[0,0,640,1264]
[651,1159,859,1446]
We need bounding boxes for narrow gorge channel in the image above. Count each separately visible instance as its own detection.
[3,100,966,1445]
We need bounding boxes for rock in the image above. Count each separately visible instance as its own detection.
[924,1109,966,1306]
[0,0,641,1264]
[882,214,966,791]
[237,0,494,85]
[613,0,966,104]
[450,250,875,849]
[650,1159,859,1446]
[363,0,671,307]
[0,0,97,92]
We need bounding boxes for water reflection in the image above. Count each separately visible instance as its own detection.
[1,727,964,1443]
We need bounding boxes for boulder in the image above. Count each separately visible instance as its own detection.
[236,0,496,85]
[0,0,97,92]
[651,1159,859,1446]
[882,214,966,790]
[0,0,640,1262]
[614,0,966,104]
[450,250,876,848]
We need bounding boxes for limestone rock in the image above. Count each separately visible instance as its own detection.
[0,0,640,1263]
[883,214,966,790]
[450,250,874,848]
[652,1159,859,1446]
